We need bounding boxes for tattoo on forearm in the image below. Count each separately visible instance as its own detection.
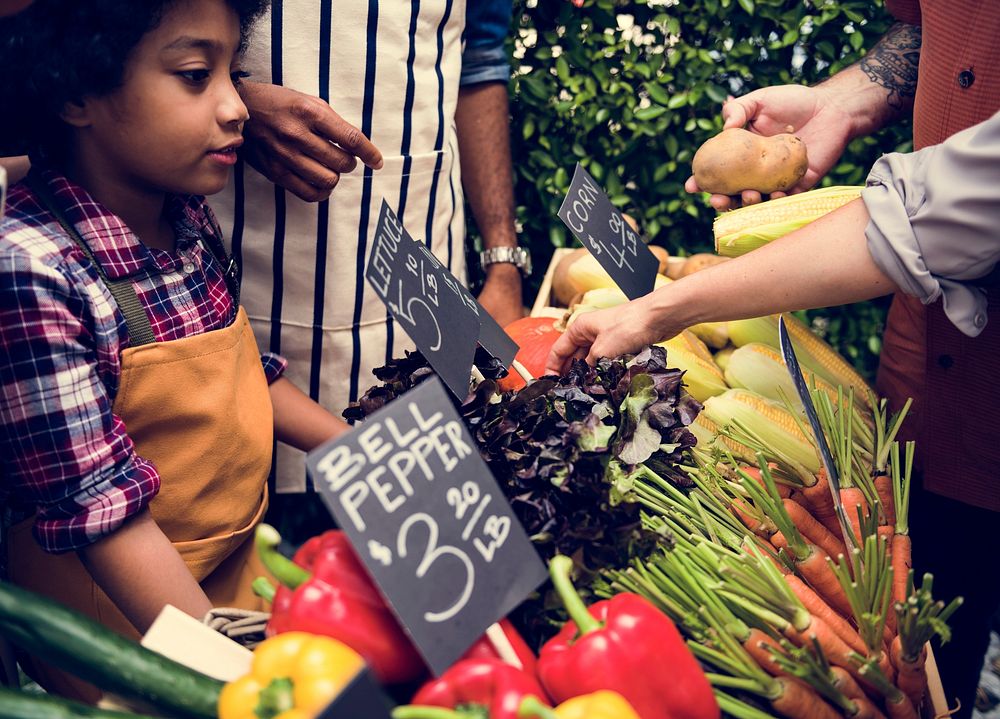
[860,22,922,110]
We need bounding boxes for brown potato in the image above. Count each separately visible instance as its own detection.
[678,253,730,278]
[691,128,808,195]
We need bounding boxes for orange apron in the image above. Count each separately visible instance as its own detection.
[7,176,273,700]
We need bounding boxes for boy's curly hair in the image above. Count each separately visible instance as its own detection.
[0,0,270,161]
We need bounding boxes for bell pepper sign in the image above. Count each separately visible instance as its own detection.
[393,658,549,719]
[537,556,720,719]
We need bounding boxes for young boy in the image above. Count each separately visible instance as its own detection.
[0,0,349,698]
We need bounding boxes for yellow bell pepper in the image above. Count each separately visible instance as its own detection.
[519,690,641,719]
[219,632,365,719]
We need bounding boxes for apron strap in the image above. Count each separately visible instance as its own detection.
[197,210,241,307]
[27,171,157,347]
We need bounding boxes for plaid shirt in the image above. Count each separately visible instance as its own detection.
[0,169,285,554]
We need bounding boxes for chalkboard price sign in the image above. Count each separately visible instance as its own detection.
[367,201,482,398]
[558,163,659,300]
[307,377,548,675]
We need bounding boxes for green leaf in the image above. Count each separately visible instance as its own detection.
[737,0,754,15]
[522,117,535,140]
[645,82,672,106]
[634,105,668,121]
[667,93,688,109]
[704,83,728,104]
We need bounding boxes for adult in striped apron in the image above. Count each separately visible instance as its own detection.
[214,0,522,493]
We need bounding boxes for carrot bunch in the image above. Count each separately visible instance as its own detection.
[602,387,963,719]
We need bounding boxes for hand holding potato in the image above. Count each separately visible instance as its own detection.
[686,84,857,210]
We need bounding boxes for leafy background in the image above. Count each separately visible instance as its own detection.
[474,0,912,380]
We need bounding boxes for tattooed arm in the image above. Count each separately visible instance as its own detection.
[822,21,922,136]
[688,22,922,209]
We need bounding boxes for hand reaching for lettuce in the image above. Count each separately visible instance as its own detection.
[545,298,674,375]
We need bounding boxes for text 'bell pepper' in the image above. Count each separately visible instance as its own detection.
[219,632,363,719]
[256,524,424,684]
[537,556,719,719]
[392,658,550,719]
[519,691,640,719]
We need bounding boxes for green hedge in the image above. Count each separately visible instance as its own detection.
[495,0,912,380]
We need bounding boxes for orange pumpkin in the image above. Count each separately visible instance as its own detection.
[497,317,563,392]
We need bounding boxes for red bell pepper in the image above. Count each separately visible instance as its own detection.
[460,618,538,676]
[394,658,549,719]
[537,556,719,719]
[256,524,425,684]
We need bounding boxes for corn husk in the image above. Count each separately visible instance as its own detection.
[714,185,863,257]
[657,343,728,403]
[703,388,820,473]
[727,313,871,409]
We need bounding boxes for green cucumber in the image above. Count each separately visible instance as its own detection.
[0,687,159,719]
[0,582,222,719]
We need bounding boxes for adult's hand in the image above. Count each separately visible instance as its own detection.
[686,84,855,210]
[545,299,671,375]
[240,82,383,202]
[477,264,524,329]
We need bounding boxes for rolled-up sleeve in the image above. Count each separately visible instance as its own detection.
[862,110,1000,337]
[260,352,287,383]
[462,0,512,86]
[0,252,159,553]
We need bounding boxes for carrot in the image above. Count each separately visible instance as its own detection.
[799,470,844,539]
[891,636,927,708]
[849,697,888,719]
[741,465,793,498]
[783,614,857,672]
[785,574,867,654]
[743,629,792,678]
[783,498,847,561]
[791,545,855,618]
[733,499,775,537]
[884,693,918,719]
[830,666,865,701]
[769,677,840,719]
[839,486,868,545]
[891,534,912,605]
[877,525,895,542]
[873,473,895,526]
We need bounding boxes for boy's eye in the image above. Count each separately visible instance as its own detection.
[178,69,211,84]
[231,70,251,86]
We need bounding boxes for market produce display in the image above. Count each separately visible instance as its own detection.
[0,234,961,719]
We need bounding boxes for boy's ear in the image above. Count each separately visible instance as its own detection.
[60,99,92,128]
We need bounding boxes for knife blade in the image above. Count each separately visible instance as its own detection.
[777,315,857,553]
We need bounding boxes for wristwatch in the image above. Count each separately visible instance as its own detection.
[479,246,532,277]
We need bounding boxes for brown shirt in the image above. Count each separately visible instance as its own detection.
[880,0,1000,509]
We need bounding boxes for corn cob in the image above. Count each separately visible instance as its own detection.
[724,342,840,408]
[657,343,729,403]
[714,185,863,257]
[713,345,736,372]
[687,320,730,350]
[702,388,820,473]
[727,313,872,409]
[661,329,716,365]
[690,413,755,461]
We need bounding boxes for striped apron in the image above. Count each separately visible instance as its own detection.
[214,0,468,492]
